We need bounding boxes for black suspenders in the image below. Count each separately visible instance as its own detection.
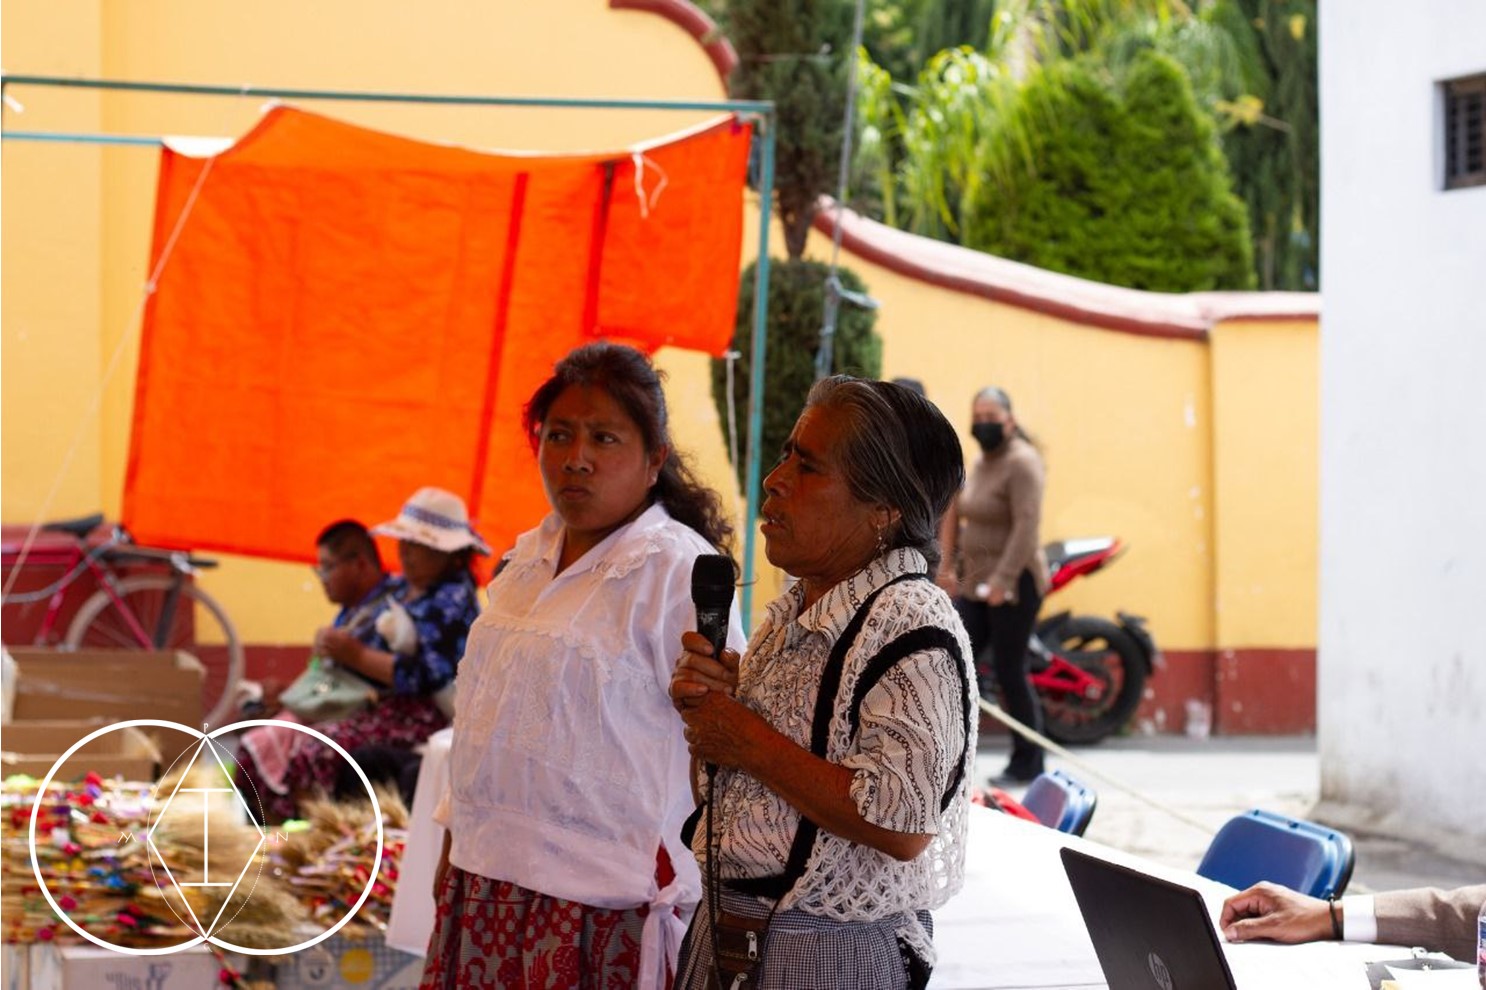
[720,575,972,901]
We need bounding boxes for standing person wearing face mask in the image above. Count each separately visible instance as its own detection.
[935,386,1049,785]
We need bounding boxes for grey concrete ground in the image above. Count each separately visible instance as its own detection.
[975,730,1485,894]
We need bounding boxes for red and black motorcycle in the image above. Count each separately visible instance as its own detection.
[978,537,1159,745]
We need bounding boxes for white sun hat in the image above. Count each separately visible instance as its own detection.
[371,487,490,555]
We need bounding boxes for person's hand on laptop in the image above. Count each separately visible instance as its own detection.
[1220,882,1334,945]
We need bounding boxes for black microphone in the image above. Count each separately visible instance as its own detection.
[690,553,735,659]
[690,553,736,959]
[691,554,735,827]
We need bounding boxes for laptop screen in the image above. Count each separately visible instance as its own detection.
[1060,846,1238,990]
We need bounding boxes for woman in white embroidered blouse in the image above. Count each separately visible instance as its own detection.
[419,343,744,990]
[670,376,977,990]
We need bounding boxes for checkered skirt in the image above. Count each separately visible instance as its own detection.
[675,890,931,990]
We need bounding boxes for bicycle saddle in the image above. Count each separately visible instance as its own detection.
[40,513,106,539]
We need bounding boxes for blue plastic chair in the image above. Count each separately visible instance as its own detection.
[1020,769,1098,837]
[1196,808,1355,898]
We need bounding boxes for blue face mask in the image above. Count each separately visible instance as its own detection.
[971,421,1006,452]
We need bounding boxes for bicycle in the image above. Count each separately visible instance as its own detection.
[1,513,243,727]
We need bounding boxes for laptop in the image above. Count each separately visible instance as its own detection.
[1060,846,1238,990]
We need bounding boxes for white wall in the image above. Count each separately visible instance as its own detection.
[1318,2,1486,849]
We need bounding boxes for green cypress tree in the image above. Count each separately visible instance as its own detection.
[967,50,1254,291]
[727,0,854,259]
[712,0,885,494]
[712,261,882,493]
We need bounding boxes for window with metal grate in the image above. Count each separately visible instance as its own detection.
[1444,73,1485,190]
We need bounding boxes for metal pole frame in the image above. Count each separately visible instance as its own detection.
[740,123,775,630]
[1,74,776,628]
[0,74,773,116]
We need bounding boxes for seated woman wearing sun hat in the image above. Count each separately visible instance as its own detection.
[272,487,483,819]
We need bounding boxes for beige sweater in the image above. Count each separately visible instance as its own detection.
[950,436,1048,596]
[1374,884,1486,962]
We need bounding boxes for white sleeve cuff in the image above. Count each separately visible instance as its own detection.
[1342,894,1377,944]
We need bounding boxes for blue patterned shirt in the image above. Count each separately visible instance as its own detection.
[376,573,479,697]
[333,574,398,643]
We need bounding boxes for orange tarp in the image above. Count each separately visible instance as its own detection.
[124,107,752,563]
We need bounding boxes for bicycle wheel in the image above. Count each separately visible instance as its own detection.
[64,576,244,728]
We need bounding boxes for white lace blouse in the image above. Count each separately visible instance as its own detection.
[435,503,745,918]
[693,548,976,954]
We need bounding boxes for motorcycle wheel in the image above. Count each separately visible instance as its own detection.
[1036,615,1147,745]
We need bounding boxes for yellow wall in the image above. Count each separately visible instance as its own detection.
[843,243,1219,648]
[2,1,1317,658]
[741,217,1317,656]
[2,3,106,520]
[807,233,1317,656]
[1209,319,1319,648]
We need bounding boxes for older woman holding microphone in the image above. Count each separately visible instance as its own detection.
[670,376,977,990]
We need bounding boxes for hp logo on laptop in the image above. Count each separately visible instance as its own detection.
[1147,951,1173,990]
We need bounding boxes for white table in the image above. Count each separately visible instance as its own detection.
[386,743,1407,987]
[931,805,1409,989]
[384,727,452,956]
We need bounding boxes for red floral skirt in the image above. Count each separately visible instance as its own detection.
[418,867,654,989]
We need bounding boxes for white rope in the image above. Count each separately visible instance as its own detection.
[978,696,1216,836]
[2,153,218,601]
[630,152,669,219]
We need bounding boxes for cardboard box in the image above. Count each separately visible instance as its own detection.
[271,932,425,990]
[2,720,160,781]
[7,648,205,724]
[7,648,204,772]
[26,943,221,990]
